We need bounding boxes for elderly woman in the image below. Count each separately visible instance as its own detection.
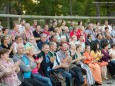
[25,46,52,86]
[25,36,40,56]
[0,49,21,86]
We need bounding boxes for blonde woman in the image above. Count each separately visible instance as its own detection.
[25,46,52,86]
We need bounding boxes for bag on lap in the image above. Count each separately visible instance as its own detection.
[50,70,66,86]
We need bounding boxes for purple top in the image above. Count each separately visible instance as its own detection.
[101,49,111,62]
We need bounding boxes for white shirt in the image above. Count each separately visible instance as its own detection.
[19,24,25,33]
[13,42,18,53]
[53,53,61,69]
[109,49,115,61]
[102,25,112,33]
[76,41,85,51]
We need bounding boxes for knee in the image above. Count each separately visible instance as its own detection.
[67,73,72,79]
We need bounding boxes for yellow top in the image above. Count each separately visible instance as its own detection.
[90,50,101,61]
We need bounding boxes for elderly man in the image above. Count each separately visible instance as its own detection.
[13,43,44,86]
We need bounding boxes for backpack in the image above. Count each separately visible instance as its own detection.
[50,69,66,86]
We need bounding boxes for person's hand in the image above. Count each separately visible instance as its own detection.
[82,56,86,59]
[100,54,104,57]
[36,57,43,63]
[15,60,21,66]
[3,68,12,76]
[65,51,69,57]
[37,50,41,54]
[50,57,56,63]
[10,44,14,50]
[67,57,72,64]
[61,63,69,68]
[39,57,43,63]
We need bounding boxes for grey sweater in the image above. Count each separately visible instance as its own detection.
[13,54,32,82]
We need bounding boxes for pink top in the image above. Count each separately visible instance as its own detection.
[0,59,21,86]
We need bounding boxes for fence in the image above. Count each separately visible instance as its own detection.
[0,14,115,29]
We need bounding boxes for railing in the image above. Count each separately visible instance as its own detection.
[0,14,115,19]
[0,14,115,29]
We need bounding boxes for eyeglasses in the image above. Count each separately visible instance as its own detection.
[18,39,23,40]
[30,39,34,40]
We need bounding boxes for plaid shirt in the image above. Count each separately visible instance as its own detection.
[0,59,21,86]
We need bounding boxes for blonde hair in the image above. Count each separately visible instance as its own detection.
[24,46,34,54]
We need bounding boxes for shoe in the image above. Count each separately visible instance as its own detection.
[106,81,113,84]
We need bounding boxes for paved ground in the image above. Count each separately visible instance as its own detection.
[102,79,115,86]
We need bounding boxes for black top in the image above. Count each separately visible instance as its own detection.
[1,44,13,58]
[49,26,55,32]
[37,51,52,76]
[33,30,41,42]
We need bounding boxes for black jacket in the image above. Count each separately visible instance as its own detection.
[37,51,52,76]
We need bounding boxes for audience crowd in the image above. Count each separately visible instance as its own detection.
[0,19,115,86]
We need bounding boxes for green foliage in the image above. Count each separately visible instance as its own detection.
[0,0,115,16]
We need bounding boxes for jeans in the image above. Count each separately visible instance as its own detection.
[70,66,84,86]
[21,77,44,86]
[59,69,72,86]
[33,73,52,86]
[109,61,115,76]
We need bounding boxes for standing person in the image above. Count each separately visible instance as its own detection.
[19,19,25,34]
[13,43,44,86]
[30,20,37,32]
[83,45,102,85]
[0,49,21,86]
